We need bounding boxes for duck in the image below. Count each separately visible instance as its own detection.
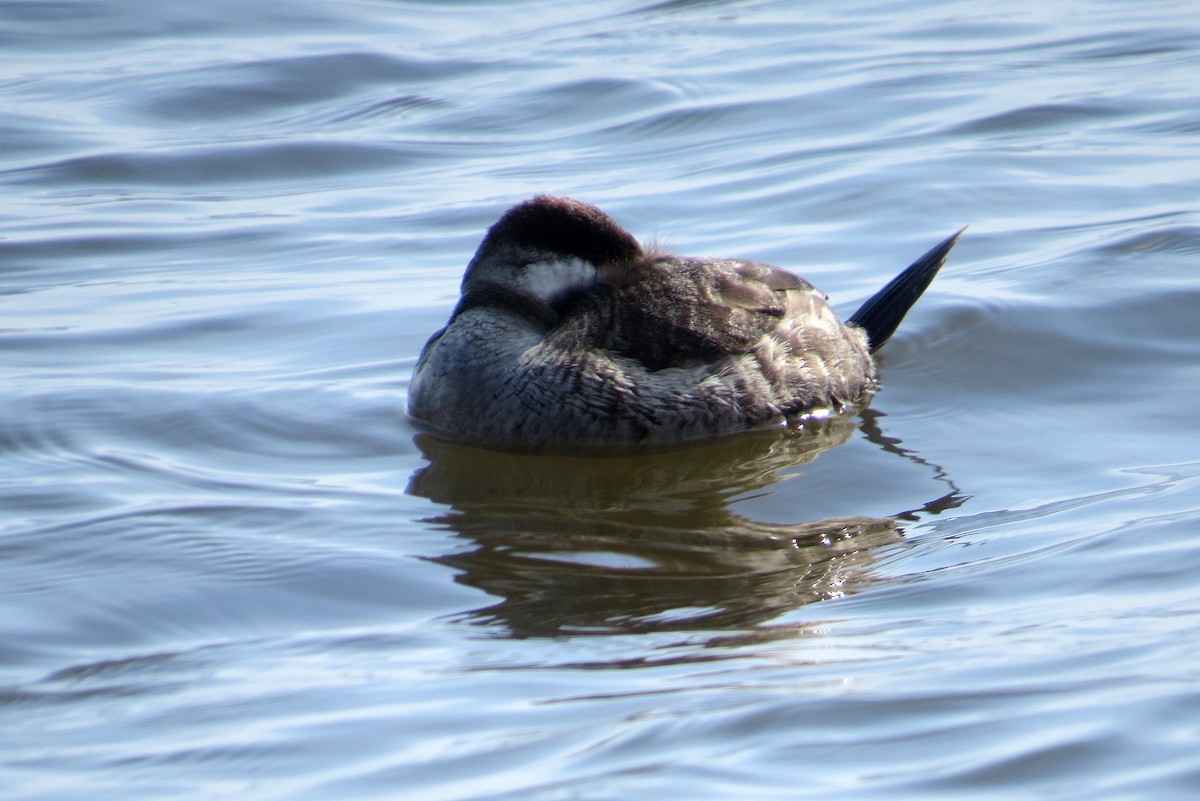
[408,195,962,449]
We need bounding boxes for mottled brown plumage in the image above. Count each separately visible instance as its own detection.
[408,196,960,448]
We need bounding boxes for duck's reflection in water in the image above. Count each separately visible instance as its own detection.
[407,414,957,638]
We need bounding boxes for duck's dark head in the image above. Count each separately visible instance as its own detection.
[458,196,644,312]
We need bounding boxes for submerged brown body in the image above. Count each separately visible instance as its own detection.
[408,196,960,448]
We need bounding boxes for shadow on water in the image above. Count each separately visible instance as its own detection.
[406,412,964,639]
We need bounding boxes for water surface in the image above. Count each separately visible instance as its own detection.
[3,0,1200,798]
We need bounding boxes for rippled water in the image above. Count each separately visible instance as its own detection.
[4,0,1200,798]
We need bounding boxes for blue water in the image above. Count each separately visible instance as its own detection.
[4,1,1200,798]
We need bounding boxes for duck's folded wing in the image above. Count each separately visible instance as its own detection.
[610,258,813,371]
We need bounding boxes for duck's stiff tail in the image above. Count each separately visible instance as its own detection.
[848,226,966,352]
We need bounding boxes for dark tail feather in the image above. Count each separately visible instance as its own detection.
[848,226,966,352]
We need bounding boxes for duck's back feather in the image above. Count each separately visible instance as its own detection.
[588,257,816,372]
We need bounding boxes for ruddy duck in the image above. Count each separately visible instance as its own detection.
[409,196,962,448]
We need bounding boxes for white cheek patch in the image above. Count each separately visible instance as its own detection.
[515,257,598,303]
